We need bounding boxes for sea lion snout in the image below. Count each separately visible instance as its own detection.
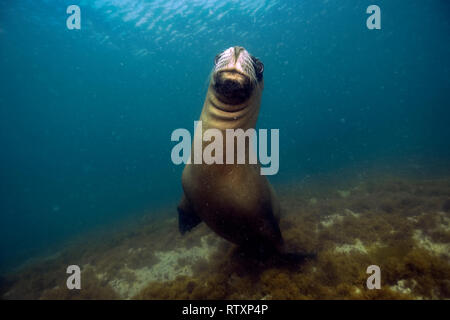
[213,71,253,105]
[212,46,264,105]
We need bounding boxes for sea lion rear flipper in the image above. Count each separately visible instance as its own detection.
[278,251,317,264]
[177,195,202,234]
[275,242,317,264]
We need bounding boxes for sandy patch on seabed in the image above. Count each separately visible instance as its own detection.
[96,235,218,299]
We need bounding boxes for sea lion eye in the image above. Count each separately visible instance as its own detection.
[254,60,264,74]
[252,57,264,80]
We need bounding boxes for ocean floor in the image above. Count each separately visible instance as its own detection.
[1,172,449,300]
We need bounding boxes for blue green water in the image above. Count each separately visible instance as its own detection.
[0,0,449,272]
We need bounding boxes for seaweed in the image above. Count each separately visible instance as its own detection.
[2,172,449,300]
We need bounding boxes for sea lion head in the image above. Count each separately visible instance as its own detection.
[211,46,264,106]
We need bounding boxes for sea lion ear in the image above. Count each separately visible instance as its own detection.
[214,54,220,65]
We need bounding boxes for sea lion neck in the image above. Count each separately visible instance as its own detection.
[200,84,262,131]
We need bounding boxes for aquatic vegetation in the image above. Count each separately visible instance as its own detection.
[40,267,119,300]
[1,173,449,300]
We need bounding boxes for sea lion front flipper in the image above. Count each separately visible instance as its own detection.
[177,195,202,234]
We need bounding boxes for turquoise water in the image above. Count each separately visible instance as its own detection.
[0,0,449,272]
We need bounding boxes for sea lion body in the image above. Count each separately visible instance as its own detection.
[178,46,284,253]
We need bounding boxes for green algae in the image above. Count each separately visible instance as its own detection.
[1,173,449,300]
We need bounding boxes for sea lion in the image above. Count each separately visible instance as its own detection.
[177,46,304,260]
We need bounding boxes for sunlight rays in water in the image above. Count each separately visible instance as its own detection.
[85,0,280,55]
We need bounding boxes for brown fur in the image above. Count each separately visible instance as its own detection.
[178,47,283,251]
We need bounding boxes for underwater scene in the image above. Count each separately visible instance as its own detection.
[0,0,449,300]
